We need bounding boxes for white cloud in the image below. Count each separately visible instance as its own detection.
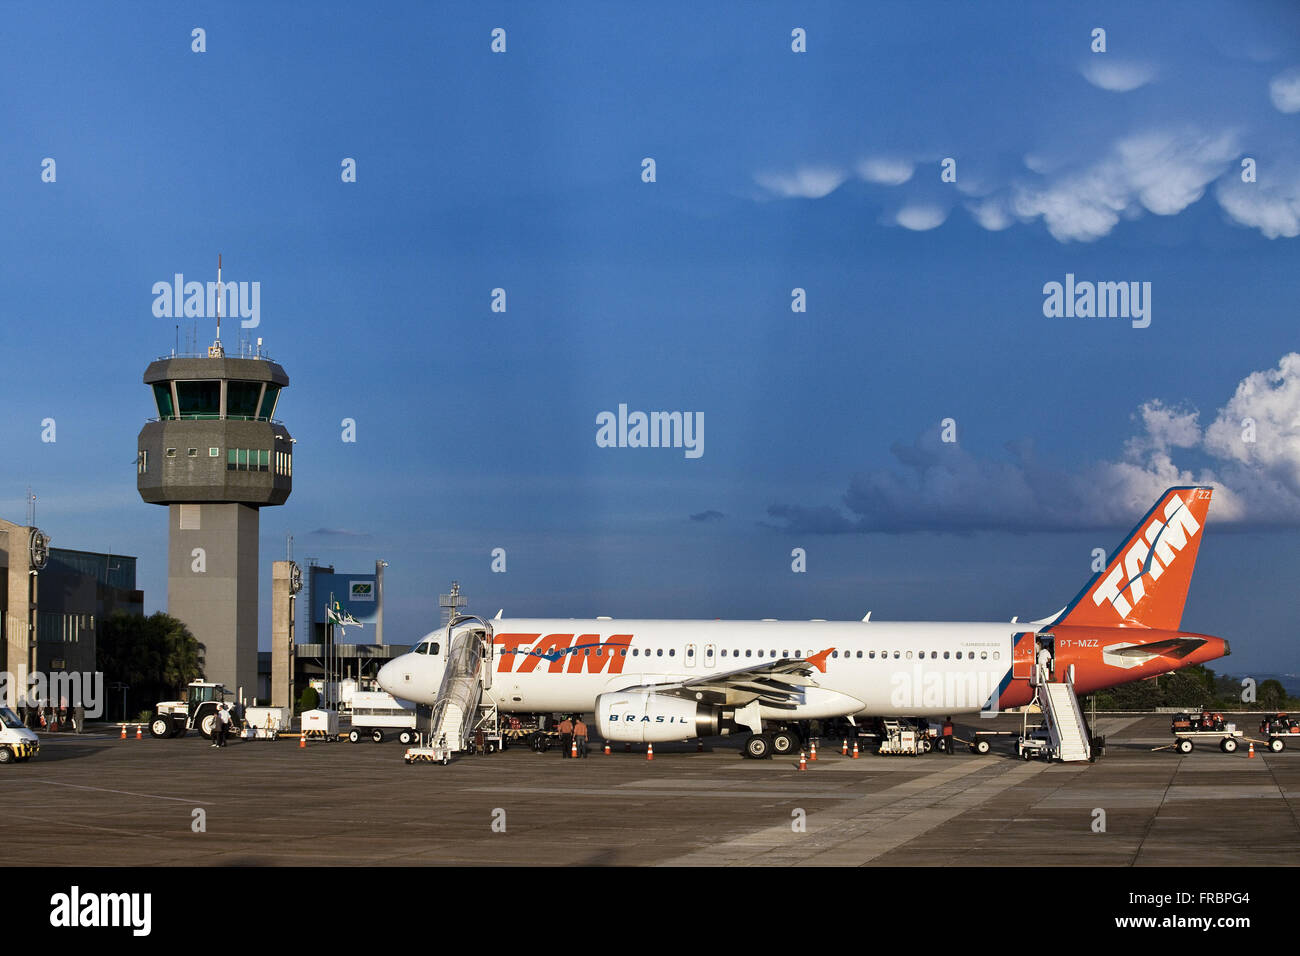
[857,157,914,186]
[754,166,847,199]
[1216,167,1300,239]
[894,204,948,231]
[753,121,1300,242]
[1268,67,1300,113]
[767,353,1300,533]
[1007,129,1238,241]
[1081,59,1158,92]
[966,199,1012,231]
[1203,353,1300,496]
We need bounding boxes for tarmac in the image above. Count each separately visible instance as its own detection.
[7,714,1299,866]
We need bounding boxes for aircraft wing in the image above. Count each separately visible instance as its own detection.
[618,648,833,710]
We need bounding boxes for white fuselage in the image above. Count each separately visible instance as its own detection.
[377,618,1022,720]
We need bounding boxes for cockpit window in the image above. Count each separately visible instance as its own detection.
[411,640,440,656]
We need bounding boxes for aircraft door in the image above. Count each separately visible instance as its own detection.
[1011,632,1034,681]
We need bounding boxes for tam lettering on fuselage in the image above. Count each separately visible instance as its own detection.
[1092,493,1201,619]
[494,633,634,674]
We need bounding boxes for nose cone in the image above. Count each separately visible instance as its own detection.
[377,659,399,696]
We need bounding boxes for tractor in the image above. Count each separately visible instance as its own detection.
[150,681,241,739]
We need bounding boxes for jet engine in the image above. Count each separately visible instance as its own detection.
[596,690,748,743]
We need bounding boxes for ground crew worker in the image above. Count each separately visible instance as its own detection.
[573,716,589,758]
[557,715,573,758]
[942,716,954,755]
[216,703,232,748]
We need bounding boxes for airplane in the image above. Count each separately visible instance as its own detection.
[377,486,1229,759]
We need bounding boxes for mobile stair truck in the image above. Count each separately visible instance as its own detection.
[404,614,498,765]
[1017,641,1093,763]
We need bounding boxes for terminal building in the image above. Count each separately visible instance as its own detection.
[261,561,404,708]
[0,517,142,707]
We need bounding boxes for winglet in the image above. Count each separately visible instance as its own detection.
[805,647,835,673]
[494,609,503,620]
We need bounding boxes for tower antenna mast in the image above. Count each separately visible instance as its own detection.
[209,253,225,358]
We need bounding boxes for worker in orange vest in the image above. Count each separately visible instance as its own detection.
[942,716,954,755]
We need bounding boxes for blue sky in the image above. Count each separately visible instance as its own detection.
[2,2,1298,675]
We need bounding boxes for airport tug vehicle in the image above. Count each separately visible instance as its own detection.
[151,680,241,739]
[1259,714,1300,753]
[1169,710,1244,753]
[0,706,39,763]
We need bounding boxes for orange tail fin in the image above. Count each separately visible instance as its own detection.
[1056,487,1213,631]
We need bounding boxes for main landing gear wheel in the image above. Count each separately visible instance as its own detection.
[770,730,798,756]
[149,718,172,739]
[1270,737,1285,753]
[1220,737,1238,753]
[743,734,773,760]
[1177,738,1194,754]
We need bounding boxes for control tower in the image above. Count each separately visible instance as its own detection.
[137,274,292,698]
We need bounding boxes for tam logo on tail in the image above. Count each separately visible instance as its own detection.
[1060,487,1212,631]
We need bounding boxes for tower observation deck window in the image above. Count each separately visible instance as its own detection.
[227,448,270,471]
[152,384,175,419]
[227,381,262,419]
[176,381,221,419]
[258,384,281,421]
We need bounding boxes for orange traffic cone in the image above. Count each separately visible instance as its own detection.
[798,751,807,771]
[299,732,306,749]
[604,742,611,755]
[852,741,859,759]
[1249,742,1256,758]
[571,738,578,758]
[136,725,142,739]
[841,738,848,756]
[120,724,126,740]
[646,742,654,761]
[809,740,818,761]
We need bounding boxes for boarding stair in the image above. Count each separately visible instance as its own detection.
[1035,660,1092,762]
[416,615,495,764]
